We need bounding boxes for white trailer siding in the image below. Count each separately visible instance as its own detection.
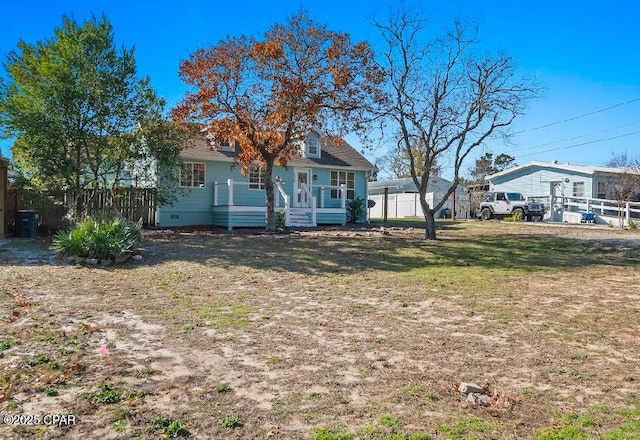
[489,165,593,198]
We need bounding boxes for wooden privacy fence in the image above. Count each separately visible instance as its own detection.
[0,158,7,238]
[4,187,157,234]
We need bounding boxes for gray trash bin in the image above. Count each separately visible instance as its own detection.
[16,210,39,238]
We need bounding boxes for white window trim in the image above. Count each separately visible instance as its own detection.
[216,139,238,152]
[305,133,321,158]
[180,162,206,188]
[572,181,585,197]
[248,165,266,190]
[330,170,355,199]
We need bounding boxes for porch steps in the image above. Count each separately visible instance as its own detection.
[287,208,315,227]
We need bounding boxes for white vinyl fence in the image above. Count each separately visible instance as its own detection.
[368,192,470,219]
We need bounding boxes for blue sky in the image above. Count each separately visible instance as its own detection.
[1,0,639,177]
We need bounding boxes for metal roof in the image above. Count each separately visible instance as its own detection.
[487,161,632,180]
[368,176,461,192]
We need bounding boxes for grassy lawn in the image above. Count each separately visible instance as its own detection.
[1,221,639,439]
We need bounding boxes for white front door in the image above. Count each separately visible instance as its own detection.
[294,168,312,207]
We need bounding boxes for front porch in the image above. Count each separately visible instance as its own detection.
[212,179,348,230]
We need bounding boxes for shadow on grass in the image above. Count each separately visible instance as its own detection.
[370,218,463,232]
[3,226,638,275]
[432,233,640,273]
[130,229,639,276]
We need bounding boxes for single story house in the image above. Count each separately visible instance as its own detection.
[486,161,637,200]
[151,131,377,229]
[486,160,640,224]
[368,176,469,219]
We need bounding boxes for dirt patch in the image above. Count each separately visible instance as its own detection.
[1,222,639,439]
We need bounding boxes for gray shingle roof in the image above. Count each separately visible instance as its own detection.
[180,134,376,171]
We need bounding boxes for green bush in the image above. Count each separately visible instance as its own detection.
[347,196,366,223]
[53,217,141,260]
[276,211,286,229]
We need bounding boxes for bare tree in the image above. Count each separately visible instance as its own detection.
[605,152,640,227]
[373,9,539,239]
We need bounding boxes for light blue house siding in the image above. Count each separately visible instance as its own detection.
[157,160,368,228]
[157,161,232,227]
[489,165,594,198]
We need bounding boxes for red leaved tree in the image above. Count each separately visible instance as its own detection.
[171,12,382,231]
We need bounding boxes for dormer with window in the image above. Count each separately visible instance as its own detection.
[202,127,237,152]
[216,139,239,152]
[304,132,321,158]
[207,134,237,152]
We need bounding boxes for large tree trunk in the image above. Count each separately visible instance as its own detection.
[424,209,436,240]
[418,194,437,240]
[264,161,276,232]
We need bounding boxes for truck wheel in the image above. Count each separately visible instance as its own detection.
[513,208,525,221]
[481,208,492,221]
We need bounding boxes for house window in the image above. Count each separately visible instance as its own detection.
[330,170,355,199]
[573,181,585,198]
[216,139,238,152]
[180,162,205,188]
[205,131,237,152]
[249,165,266,190]
[305,133,320,158]
[597,181,607,199]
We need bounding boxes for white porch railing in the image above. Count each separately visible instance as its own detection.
[531,194,640,226]
[317,184,347,209]
[299,183,317,226]
[275,179,290,225]
[214,179,286,207]
[214,179,348,209]
[213,179,348,227]
[214,179,253,206]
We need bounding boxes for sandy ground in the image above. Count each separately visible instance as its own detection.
[0,221,639,439]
